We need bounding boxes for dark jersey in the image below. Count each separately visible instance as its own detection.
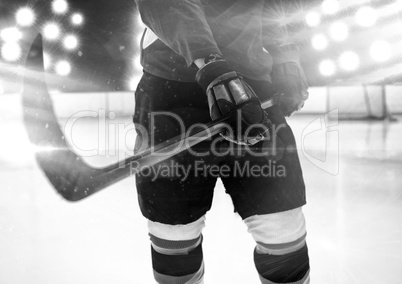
[136,0,298,82]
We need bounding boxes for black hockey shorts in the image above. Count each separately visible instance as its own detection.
[132,72,306,225]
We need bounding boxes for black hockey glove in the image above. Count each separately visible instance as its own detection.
[196,55,270,146]
[271,62,309,117]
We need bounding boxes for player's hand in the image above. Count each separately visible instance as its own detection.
[195,54,270,145]
[271,62,309,117]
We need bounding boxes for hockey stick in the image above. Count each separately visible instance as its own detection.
[22,34,276,201]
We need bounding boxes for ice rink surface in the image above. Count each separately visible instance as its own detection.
[1,112,402,283]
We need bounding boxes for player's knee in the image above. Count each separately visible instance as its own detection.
[244,207,306,255]
[148,216,205,281]
[148,215,206,255]
[245,208,310,283]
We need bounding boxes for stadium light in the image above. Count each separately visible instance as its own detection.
[370,40,392,62]
[43,23,60,40]
[305,11,321,27]
[1,27,22,42]
[63,35,78,50]
[339,51,360,71]
[52,0,68,14]
[71,13,84,26]
[311,34,328,50]
[319,59,336,76]
[55,60,71,76]
[1,42,22,62]
[355,6,378,27]
[329,22,348,42]
[322,0,340,15]
[16,7,35,27]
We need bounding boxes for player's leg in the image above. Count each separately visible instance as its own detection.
[222,78,310,283]
[224,145,310,282]
[225,167,310,283]
[133,72,215,283]
[137,173,215,284]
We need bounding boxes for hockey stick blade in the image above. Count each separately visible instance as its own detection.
[22,34,114,201]
[22,34,275,202]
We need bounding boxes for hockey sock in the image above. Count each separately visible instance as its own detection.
[254,243,309,283]
[151,243,203,276]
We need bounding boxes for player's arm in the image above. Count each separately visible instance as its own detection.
[265,43,309,116]
[262,1,309,116]
[135,0,221,67]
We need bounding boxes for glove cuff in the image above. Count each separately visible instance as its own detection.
[195,58,232,92]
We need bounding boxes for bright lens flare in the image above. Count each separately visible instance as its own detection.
[1,27,22,42]
[63,35,78,50]
[44,53,52,70]
[322,0,340,15]
[52,0,68,14]
[129,77,140,91]
[137,15,146,29]
[370,40,392,62]
[339,51,360,71]
[1,42,22,62]
[55,60,71,76]
[305,11,321,27]
[133,56,142,70]
[398,0,402,11]
[329,22,349,42]
[43,23,60,40]
[312,34,328,50]
[16,7,35,27]
[136,33,143,45]
[71,13,84,25]
[33,144,60,153]
[355,6,378,27]
[319,59,336,76]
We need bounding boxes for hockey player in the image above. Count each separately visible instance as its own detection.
[133,0,310,283]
